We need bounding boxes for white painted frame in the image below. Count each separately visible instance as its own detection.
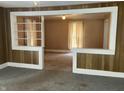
[11,6,118,55]
[9,6,121,78]
[71,7,120,78]
[10,12,45,70]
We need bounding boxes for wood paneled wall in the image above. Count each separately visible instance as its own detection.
[0,7,6,64]
[4,8,39,64]
[3,1,124,69]
[77,54,116,71]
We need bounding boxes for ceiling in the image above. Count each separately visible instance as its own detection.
[45,13,110,20]
[0,1,108,8]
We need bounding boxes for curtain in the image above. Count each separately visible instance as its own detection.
[68,21,84,49]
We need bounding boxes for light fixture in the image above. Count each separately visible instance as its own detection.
[62,16,66,20]
[33,1,39,6]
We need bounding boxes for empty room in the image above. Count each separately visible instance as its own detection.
[0,0,124,91]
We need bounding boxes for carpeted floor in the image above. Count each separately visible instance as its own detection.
[44,52,72,72]
[0,52,124,91]
[0,67,124,91]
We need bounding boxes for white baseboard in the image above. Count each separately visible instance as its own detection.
[0,63,8,69]
[45,49,70,53]
[0,62,124,78]
[73,68,124,78]
[0,62,42,70]
[1,62,124,78]
[7,62,43,70]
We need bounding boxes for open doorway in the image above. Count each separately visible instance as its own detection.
[44,13,110,72]
[44,15,72,72]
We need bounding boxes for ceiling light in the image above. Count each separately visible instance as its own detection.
[62,16,66,20]
[33,1,38,6]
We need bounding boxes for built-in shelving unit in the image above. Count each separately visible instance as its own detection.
[16,16,42,47]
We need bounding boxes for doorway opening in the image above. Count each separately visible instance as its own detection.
[44,15,72,72]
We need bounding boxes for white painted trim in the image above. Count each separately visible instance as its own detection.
[72,48,115,55]
[7,62,42,70]
[0,63,8,69]
[45,49,70,53]
[38,48,44,69]
[73,68,124,78]
[72,52,124,78]
[12,46,43,51]
[42,16,45,47]
[70,6,118,55]
[10,6,118,16]
[0,62,42,70]
[69,6,121,78]
[10,12,45,70]
[72,51,77,73]
[10,6,118,55]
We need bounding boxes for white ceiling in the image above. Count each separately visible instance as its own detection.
[0,1,107,8]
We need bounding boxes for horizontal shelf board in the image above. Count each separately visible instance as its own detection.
[16,38,42,40]
[17,31,42,32]
[17,22,42,24]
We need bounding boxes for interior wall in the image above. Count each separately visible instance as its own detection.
[0,7,6,64]
[83,19,104,48]
[103,17,110,49]
[45,19,104,50]
[45,19,69,50]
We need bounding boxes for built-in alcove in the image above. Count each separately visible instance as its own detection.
[16,16,42,46]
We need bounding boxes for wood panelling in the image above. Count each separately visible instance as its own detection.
[77,54,116,71]
[0,7,6,64]
[77,2,124,72]
[4,8,39,64]
[9,50,38,64]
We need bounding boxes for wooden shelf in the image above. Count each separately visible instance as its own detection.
[16,16,42,47]
[17,22,41,24]
[17,30,41,32]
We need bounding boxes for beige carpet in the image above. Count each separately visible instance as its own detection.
[44,52,72,72]
[0,53,124,90]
